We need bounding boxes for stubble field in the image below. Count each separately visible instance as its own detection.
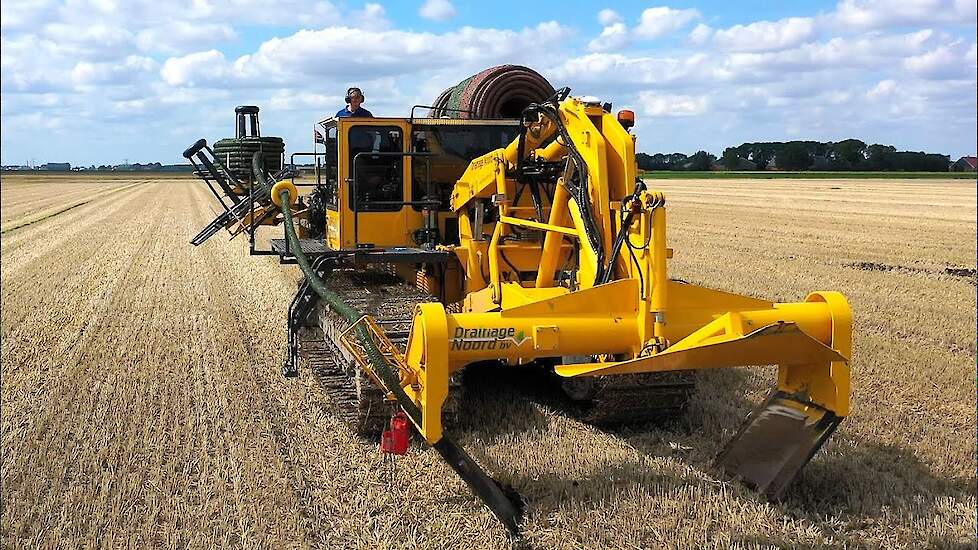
[1,173,975,548]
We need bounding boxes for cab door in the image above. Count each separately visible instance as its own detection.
[338,119,412,248]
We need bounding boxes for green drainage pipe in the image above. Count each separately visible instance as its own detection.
[252,153,521,535]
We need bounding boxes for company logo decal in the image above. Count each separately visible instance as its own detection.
[450,326,529,351]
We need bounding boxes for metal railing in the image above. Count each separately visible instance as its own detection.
[409,104,474,123]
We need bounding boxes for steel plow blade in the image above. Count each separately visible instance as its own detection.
[715,391,842,500]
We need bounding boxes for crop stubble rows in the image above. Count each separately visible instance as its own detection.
[0,175,145,227]
[0,174,974,548]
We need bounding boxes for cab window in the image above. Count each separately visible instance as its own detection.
[348,126,403,212]
[411,125,519,211]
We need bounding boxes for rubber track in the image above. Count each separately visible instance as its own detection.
[298,269,464,436]
[574,371,697,425]
[298,269,693,429]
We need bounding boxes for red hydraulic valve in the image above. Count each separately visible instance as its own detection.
[380,412,410,455]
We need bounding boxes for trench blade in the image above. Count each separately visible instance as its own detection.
[715,392,842,500]
[432,437,522,535]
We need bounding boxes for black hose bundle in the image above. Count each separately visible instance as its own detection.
[519,88,607,285]
[214,136,284,180]
[429,65,555,119]
[250,152,421,420]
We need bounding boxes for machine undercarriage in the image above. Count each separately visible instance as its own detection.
[298,266,697,434]
[297,269,466,435]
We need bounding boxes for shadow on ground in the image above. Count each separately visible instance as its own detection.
[447,362,976,546]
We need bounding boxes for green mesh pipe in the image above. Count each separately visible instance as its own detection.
[252,154,423,424]
[278,195,521,532]
[429,65,554,119]
[251,159,522,534]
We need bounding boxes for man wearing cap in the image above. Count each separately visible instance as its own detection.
[336,87,373,118]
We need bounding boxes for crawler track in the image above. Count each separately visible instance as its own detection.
[298,268,694,431]
[297,269,463,435]
[560,369,697,425]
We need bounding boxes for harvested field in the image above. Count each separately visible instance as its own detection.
[0,173,167,230]
[1,173,975,548]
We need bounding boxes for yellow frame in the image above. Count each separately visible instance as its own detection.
[389,98,851,444]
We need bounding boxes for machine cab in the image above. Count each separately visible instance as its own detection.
[315,116,520,251]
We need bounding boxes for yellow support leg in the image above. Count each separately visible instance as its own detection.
[403,303,450,444]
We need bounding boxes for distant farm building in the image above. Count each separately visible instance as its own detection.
[39,162,71,171]
[951,156,977,172]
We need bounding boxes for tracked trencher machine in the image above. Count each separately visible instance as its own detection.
[183,66,852,535]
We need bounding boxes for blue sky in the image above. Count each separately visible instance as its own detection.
[1,0,975,166]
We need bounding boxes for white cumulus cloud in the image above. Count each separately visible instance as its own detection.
[354,3,391,30]
[2,0,976,165]
[420,0,457,21]
[712,17,818,52]
[588,23,629,52]
[136,21,236,55]
[831,0,978,29]
[638,91,709,117]
[634,7,701,39]
[161,50,227,87]
[268,90,343,111]
[866,79,898,99]
[903,41,977,79]
[161,22,573,88]
[688,24,713,44]
[598,8,623,26]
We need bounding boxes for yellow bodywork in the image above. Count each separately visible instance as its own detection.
[342,97,852,446]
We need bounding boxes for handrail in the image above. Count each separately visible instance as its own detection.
[409,104,474,123]
[289,151,332,188]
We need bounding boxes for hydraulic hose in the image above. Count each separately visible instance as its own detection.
[520,93,607,284]
[600,181,647,285]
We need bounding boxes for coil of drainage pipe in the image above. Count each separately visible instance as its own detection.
[429,64,555,119]
[213,137,284,177]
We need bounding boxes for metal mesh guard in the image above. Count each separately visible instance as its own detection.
[339,315,411,402]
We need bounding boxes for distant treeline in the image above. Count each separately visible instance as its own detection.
[86,162,192,172]
[1,162,195,172]
[639,140,951,172]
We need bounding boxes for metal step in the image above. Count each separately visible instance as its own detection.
[271,238,329,257]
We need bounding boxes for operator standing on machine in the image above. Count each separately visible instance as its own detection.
[336,87,373,118]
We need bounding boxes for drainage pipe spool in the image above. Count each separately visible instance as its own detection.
[429,64,555,119]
